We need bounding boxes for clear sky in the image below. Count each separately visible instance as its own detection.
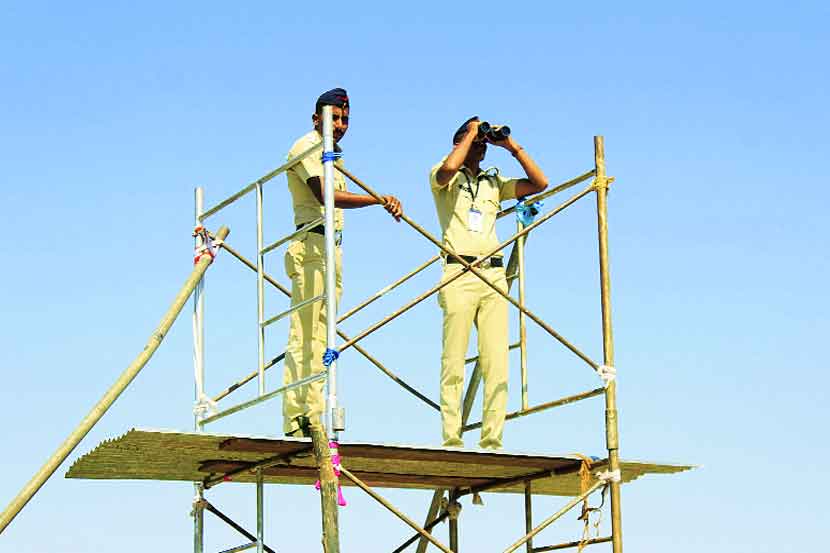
[1,1,828,552]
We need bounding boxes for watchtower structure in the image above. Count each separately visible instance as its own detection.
[0,108,691,552]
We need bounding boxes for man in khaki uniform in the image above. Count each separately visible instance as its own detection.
[430,116,548,449]
[283,88,402,436]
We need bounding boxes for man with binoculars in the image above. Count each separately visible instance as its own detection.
[430,116,548,449]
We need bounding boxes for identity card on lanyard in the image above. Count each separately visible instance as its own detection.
[468,207,483,233]
[465,173,483,233]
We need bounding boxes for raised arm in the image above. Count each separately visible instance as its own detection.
[434,119,482,188]
[490,135,548,197]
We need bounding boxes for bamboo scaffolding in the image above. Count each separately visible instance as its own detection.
[394,509,450,553]
[204,502,277,553]
[503,481,605,553]
[593,136,623,553]
[213,241,439,411]
[533,536,612,552]
[199,144,322,221]
[222,541,254,552]
[337,254,441,323]
[334,176,599,370]
[339,467,454,553]
[462,388,606,432]
[497,170,595,219]
[0,226,230,534]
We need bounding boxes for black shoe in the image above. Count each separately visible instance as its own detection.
[285,415,312,438]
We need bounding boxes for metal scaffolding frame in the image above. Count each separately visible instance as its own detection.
[186,109,622,552]
[0,107,628,553]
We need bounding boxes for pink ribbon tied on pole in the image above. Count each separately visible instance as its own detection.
[314,440,347,506]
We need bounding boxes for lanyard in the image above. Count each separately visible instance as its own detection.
[460,171,483,203]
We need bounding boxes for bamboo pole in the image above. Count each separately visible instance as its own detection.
[503,481,604,553]
[532,536,612,552]
[0,226,230,534]
[311,424,339,553]
[462,388,606,432]
[593,136,623,553]
[413,490,446,553]
[517,218,529,410]
[497,170,595,219]
[396,509,450,553]
[213,241,439,411]
[335,177,598,370]
[338,254,441,323]
[339,467,454,553]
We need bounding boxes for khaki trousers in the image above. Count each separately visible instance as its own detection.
[283,233,342,434]
[438,265,509,449]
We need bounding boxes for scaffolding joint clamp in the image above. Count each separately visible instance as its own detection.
[592,175,614,191]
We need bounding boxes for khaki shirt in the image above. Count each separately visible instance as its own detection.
[286,130,346,231]
[430,158,520,258]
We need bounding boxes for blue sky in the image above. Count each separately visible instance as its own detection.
[1,1,828,552]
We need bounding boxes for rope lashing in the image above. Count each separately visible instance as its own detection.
[572,454,607,553]
[597,365,616,388]
[515,198,543,226]
[595,468,621,483]
[193,225,223,264]
[321,151,342,163]
[192,393,219,418]
[322,348,340,367]
[314,441,347,506]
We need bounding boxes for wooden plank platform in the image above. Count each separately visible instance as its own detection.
[66,428,693,496]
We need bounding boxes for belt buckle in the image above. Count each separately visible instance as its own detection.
[479,256,492,269]
[334,230,343,246]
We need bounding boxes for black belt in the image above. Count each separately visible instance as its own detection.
[297,224,342,245]
[446,255,503,268]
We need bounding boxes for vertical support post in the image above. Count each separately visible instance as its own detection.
[516,219,529,410]
[256,182,266,397]
[449,518,459,553]
[193,187,205,553]
[256,468,264,553]
[523,482,533,553]
[321,104,340,439]
[319,105,341,553]
[594,135,622,553]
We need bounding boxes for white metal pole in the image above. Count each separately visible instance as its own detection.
[256,182,266,396]
[193,187,205,553]
[321,105,340,440]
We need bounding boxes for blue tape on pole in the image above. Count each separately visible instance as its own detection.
[323,348,340,367]
[516,199,543,226]
[321,151,342,163]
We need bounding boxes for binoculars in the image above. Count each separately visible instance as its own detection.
[477,121,511,142]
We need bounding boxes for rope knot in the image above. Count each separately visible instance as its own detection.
[597,365,616,387]
[314,440,347,506]
[193,226,221,264]
[596,468,621,483]
[515,199,543,226]
[322,348,340,367]
[321,151,342,163]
